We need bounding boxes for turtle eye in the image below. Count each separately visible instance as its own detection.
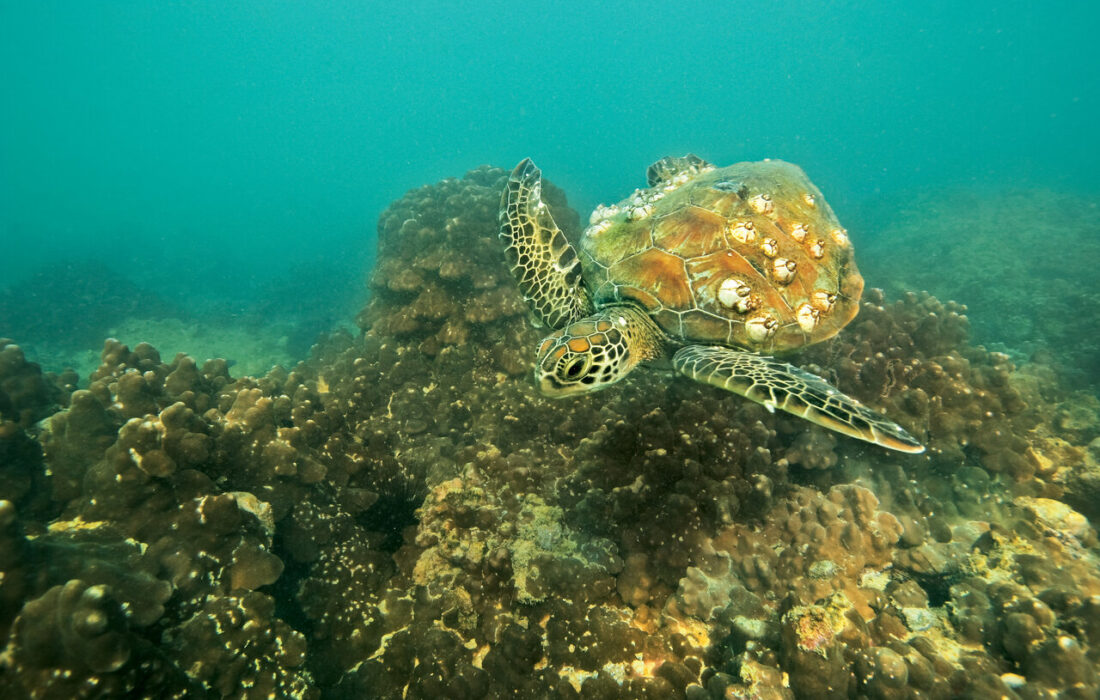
[561,356,589,381]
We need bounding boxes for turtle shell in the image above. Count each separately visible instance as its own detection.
[579,160,864,353]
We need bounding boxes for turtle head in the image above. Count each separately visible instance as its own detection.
[534,309,660,397]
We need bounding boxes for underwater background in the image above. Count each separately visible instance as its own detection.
[2,1,1100,698]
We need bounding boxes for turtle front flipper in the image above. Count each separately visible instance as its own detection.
[500,159,593,329]
[672,345,925,454]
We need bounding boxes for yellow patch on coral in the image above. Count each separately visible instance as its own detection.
[46,517,110,534]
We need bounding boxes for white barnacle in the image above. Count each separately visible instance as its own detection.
[728,220,756,244]
[736,294,760,313]
[811,290,837,313]
[589,203,620,224]
[808,239,826,259]
[797,303,820,333]
[830,228,850,246]
[718,277,752,309]
[760,238,779,258]
[749,193,774,215]
[790,222,809,242]
[628,203,654,221]
[584,219,614,238]
[802,192,817,207]
[745,314,777,342]
[772,257,797,284]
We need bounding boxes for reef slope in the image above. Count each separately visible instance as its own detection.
[1,167,1098,698]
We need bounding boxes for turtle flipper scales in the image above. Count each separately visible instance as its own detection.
[500,159,592,329]
[672,345,925,453]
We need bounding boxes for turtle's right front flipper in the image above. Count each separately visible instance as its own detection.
[673,345,925,454]
[500,159,593,329]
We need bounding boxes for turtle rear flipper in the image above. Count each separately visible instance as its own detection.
[672,345,925,453]
[645,154,713,187]
[500,159,592,329]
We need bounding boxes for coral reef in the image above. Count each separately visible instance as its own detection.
[1,165,1099,698]
[0,340,62,429]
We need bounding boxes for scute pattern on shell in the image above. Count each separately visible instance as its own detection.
[581,160,864,353]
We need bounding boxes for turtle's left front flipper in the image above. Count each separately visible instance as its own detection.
[500,159,593,329]
[673,345,925,454]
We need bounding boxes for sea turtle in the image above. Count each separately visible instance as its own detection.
[499,155,924,453]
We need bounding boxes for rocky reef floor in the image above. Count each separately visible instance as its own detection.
[1,166,1099,698]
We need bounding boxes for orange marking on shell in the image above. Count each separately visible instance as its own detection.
[549,346,567,361]
[539,339,555,356]
[589,333,607,345]
[595,320,613,332]
[651,206,729,257]
[567,338,591,353]
[610,249,694,311]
